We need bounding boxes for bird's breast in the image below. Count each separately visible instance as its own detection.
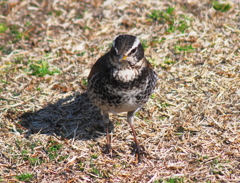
[113,68,139,82]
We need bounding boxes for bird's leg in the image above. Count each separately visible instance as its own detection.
[102,111,112,154]
[127,111,141,163]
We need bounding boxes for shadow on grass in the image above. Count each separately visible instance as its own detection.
[19,92,113,140]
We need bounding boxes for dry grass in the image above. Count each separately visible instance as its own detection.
[0,0,240,182]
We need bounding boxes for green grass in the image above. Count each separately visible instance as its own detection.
[59,155,69,162]
[81,78,88,87]
[9,25,25,43]
[29,157,42,166]
[46,140,63,160]
[213,1,231,12]
[90,163,106,178]
[141,39,149,50]
[48,144,63,152]
[76,51,86,56]
[211,158,220,165]
[148,6,175,23]
[174,44,195,53]
[164,57,176,65]
[155,177,185,183]
[1,79,10,84]
[159,101,171,108]
[15,173,34,182]
[150,94,156,99]
[21,150,29,160]
[165,177,185,183]
[78,162,85,171]
[28,60,60,77]
[0,23,8,33]
[148,6,190,33]
[48,152,59,160]
[91,154,99,159]
[54,10,62,16]
[177,20,190,33]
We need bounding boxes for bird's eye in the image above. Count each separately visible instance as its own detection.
[129,48,137,55]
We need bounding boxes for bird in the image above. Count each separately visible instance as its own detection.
[87,35,158,162]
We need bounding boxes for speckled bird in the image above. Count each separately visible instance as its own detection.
[87,35,158,162]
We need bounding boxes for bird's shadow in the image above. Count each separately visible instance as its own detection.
[19,92,113,140]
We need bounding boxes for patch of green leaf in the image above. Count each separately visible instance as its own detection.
[54,10,62,16]
[48,152,59,160]
[77,51,86,56]
[148,6,190,33]
[28,60,60,77]
[211,169,224,175]
[89,144,94,148]
[21,150,29,160]
[150,37,166,48]
[209,158,224,175]
[29,157,41,166]
[48,143,62,152]
[81,78,88,87]
[148,6,175,23]
[76,14,83,19]
[158,115,169,120]
[150,94,156,99]
[174,44,195,53]
[177,20,190,33]
[78,162,85,171]
[91,154,99,159]
[1,80,10,84]
[36,87,42,91]
[213,1,231,12]
[167,19,190,33]
[141,39,149,50]
[0,46,12,55]
[25,21,31,26]
[46,140,63,160]
[159,102,171,108]
[14,56,26,65]
[163,177,185,183]
[164,57,175,65]
[148,6,174,24]
[134,112,139,117]
[211,158,220,165]
[59,155,69,162]
[168,177,184,183]
[83,26,93,30]
[9,25,25,43]
[27,141,40,152]
[90,165,104,178]
[0,23,8,33]
[15,173,34,182]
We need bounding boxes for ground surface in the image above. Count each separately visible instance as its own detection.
[0,0,240,182]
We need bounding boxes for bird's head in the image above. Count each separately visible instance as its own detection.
[110,35,144,69]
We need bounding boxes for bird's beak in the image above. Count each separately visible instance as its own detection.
[120,55,128,62]
[122,55,128,60]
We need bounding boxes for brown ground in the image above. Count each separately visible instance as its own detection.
[0,0,239,182]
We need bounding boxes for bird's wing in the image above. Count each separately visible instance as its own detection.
[88,52,110,80]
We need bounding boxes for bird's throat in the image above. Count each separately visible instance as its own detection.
[113,68,139,82]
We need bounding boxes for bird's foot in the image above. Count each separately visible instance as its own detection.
[134,145,142,164]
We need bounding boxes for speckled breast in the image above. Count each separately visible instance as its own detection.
[87,67,158,113]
